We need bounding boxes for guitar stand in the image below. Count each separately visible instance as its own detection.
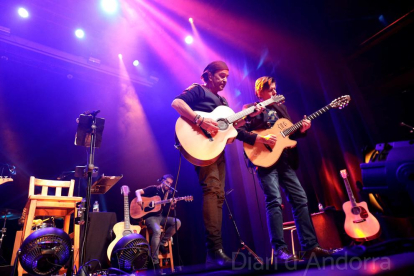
[224,192,263,265]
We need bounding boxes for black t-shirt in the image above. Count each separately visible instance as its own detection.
[142,185,172,218]
[175,83,229,112]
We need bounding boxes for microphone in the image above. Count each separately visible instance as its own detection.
[163,182,178,193]
[400,122,414,133]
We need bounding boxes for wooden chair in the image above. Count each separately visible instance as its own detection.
[140,222,174,272]
[17,176,83,276]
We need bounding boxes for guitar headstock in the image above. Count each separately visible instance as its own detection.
[184,195,193,202]
[271,94,285,105]
[330,95,351,109]
[340,169,348,179]
[121,185,130,195]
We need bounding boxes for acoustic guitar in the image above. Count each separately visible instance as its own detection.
[130,195,193,219]
[175,94,285,166]
[340,169,381,241]
[244,95,351,168]
[107,185,141,260]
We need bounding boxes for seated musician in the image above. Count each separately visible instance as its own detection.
[135,174,181,269]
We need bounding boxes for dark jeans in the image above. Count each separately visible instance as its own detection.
[196,153,226,251]
[257,154,319,251]
[145,215,181,264]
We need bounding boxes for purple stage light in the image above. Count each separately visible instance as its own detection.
[75,29,85,39]
[185,35,194,44]
[118,54,123,59]
[189,18,194,24]
[133,60,139,66]
[101,0,119,14]
[17,7,29,18]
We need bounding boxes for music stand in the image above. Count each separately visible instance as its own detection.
[75,114,105,148]
[91,174,123,194]
[75,112,105,265]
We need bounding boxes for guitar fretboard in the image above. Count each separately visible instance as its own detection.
[155,196,188,205]
[226,96,284,123]
[282,104,332,136]
[124,194,130,229]
[341,170,357,208]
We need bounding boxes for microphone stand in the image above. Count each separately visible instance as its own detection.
[79,113,98,265]
[224,189,263,265]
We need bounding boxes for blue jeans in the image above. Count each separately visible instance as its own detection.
[257,154,319,251]
[145,215,181,264]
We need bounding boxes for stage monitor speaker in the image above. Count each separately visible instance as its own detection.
[80,212,117,270]
[361,140,414,216]
[311,210,344,250]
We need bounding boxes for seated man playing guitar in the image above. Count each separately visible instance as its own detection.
[237,76,331,261]
[135,174,181,270]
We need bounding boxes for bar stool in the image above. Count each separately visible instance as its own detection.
[270,221,297,265]
[139,222,174,272]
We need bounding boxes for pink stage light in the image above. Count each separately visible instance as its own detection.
[189,18,193,24]
[185,35,193,44]
[118,54,123,59]
[133,60,139,66]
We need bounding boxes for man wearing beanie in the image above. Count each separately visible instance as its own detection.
[172,61,235,266]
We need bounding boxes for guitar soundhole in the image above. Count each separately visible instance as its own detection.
[351,206,361,215]
[123,230,132,236]
[217,119,228,130]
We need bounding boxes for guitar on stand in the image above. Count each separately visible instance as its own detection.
[244,95,351,168]
[175,94,285,166]
[130,195,193,219]
[107,185,141,260]
[340,169,381,242]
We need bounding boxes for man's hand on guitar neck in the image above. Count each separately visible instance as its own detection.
[249,103,266,117]
[300,115,311,133]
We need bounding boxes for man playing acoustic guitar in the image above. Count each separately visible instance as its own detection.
[172,61,248,266]
[237,76,332,261]
[135,174,181,270]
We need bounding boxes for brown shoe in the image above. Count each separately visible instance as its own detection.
[274,247,297,262]
[302,246,332,259]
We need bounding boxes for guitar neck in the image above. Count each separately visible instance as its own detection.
[341,173,358,207]
[155,196,186,205]
[227,96,283,123]
[124,194,130,229]
[282,104,332,136]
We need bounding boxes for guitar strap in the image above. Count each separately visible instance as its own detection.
[200,84,229,106]
[161,189,169,208]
